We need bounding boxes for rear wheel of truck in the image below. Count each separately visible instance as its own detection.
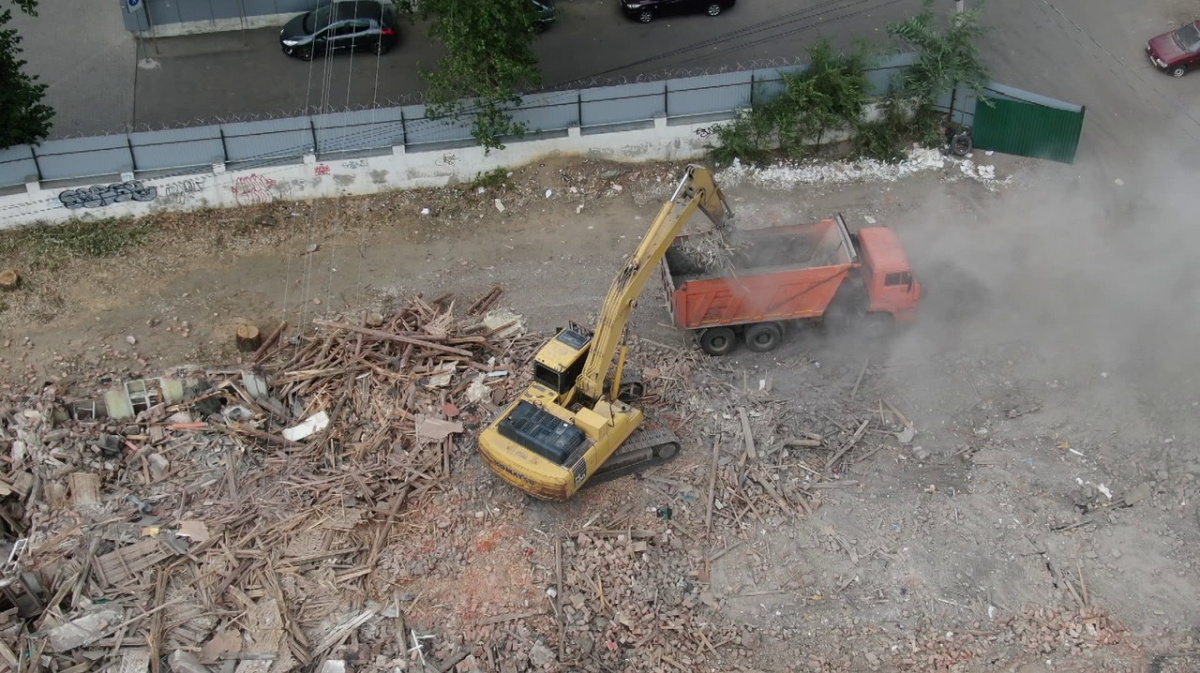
[744,322,783,352]
[861,312,895,339]
[699,327,737,356]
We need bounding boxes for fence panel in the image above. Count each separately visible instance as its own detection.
[36,136,133,182]
[972,96,1084,164]
[0,146,38,187]
[222,117,314,166]
[400,105,475,148]
[747,65,803,106]
[208,0,249,20]
[123,0,314,31]
[130,125,225,171]
[510,90,580,135]
[865,52,917,96]
[580,82,664,129]
[666,71,752,118]
[313,108,406,156]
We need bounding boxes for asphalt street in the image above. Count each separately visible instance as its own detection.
[10,0,1200,174]
[129,0,926,127]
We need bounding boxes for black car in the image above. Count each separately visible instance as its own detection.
[620,0,735,23]
[280,0,398,60]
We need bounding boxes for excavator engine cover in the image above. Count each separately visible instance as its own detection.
[497,401,586,465]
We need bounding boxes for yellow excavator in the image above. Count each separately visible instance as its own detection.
[478,164,732,500]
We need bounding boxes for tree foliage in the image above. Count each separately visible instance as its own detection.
[709,39,870,166]
[398,0,543,152]
[887,0,990,106]
[0,5,54,149]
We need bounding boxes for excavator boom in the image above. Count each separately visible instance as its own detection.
[575,165,731,400]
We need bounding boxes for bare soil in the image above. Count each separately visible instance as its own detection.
[2,153,1198,672]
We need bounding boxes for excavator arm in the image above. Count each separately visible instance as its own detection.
[574,165,732,401]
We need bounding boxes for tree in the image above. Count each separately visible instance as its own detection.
[398,0,542,151]
[887,0,990,109]
[0,0,53,149]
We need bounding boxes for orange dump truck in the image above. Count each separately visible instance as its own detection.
[660,214,921,355]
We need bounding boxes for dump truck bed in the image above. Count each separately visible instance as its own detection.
[661,216,858,330]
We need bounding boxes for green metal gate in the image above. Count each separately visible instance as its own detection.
[970,85,1086,164]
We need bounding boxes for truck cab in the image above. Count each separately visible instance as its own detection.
[855,227,921,324]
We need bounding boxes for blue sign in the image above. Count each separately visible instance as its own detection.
[126,0,143,12]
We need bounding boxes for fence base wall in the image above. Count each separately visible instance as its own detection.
[0,117,729,230]
[134,13,294,38]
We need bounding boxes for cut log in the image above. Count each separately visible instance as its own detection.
[235,324,262,353]
[0,269,20,291]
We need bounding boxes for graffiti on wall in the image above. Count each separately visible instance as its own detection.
[341,159,369,170]
[231,174,276,205]
[314,164,331,176]
[162,177,206,205]
[59,181,158,210]
[693,124,722,139]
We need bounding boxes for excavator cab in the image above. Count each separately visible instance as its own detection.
[531,325,592,397]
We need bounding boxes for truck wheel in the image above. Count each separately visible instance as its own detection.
[744,322,783,352]
[861,313,894,339]
[699,327,736,356]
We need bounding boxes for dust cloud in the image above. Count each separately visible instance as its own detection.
[892,148,1200,408]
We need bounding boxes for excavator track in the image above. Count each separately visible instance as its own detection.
[583,427,681,490]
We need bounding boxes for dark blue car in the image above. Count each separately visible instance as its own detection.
[280,0,399,60]
[620,0,735,24]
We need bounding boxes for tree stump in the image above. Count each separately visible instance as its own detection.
[0,269,20,291]
[235,323,262,353]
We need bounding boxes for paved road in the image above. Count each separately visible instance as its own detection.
[131,0,925,127]
[11,0,1199,172]
[9,1,135,137]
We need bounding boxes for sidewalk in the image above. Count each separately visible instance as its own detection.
[10,1,137,138]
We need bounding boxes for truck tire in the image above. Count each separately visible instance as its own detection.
[744,322,783,352]
[861,312,895,339]
[698,327,737,356]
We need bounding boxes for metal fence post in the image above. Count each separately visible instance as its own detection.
[309,117,318,156]
[218,126,230,164]
[31,147,44,183]
[749,72,755,107]
[576,90,583,129]
[663,83,669,120]
[400,109,407,149]
[126,134,138,174]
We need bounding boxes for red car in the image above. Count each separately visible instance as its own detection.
[1147,19,1200,77]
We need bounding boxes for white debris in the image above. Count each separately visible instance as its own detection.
[420,207,431,215]
[494,198,505,212]
[544,189,553,198]
[718,147,945,188]
[1114,178,1124,186]
[125,335,137,346]
[482,308,525,338]
[282,411,331,442]
[863,215,876,224]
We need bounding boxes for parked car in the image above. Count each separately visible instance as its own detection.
[532,0,557,31]
[620,0,735,24]
[280,0,398,61]
[1146,18,1200,77]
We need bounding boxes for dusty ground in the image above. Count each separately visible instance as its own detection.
[2,150,1199,672]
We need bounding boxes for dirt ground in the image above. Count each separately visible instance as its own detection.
[2,151,1199,672]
